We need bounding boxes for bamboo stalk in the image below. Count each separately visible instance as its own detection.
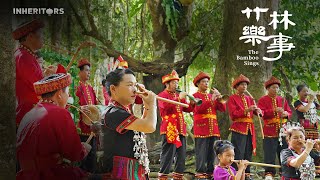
[245,90,264,139]
[233,160,320,169]
[135,91,189,108]
[85,132,94,144]
[157,96,189,108]
[232,160,280,168]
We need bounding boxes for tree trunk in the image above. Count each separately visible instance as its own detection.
[0,7,16,179]
[144,0,194,146]
[49,16,63,47]
[214,0,278,161]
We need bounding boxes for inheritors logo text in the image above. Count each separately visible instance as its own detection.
[13,8,64,16]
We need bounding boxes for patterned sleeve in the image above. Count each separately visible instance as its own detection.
[280,148,295,167]
[294,100,302,110]
[310,150,320,164]
[104,107,138,134]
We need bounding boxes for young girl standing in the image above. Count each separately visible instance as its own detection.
[213,140,248,180]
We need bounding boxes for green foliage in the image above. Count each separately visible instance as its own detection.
[182,0,222,80]
[128,0,145,19]
[184,113,194,131]
[273,0,320,96]
[40,49,80,123]
[161,0,180,40]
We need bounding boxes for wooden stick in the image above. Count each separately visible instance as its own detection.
[135,91,189,108]
[157,96,189,108]
[85,132,94,143]
[68,104,94,124]
[69,104,95,144]
[232,160,280,168]
[66,41,96,72]
[233,160,320,169]
[245,90,264,139]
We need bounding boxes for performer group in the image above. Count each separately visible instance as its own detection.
[14,19,320,180]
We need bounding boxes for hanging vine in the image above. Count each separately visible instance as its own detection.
[161,0,180,40]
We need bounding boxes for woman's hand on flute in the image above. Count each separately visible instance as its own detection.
[305,139,316,153]
[236,160,249,170]
[136,84,157,108]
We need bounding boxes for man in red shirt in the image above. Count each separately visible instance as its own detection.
[13,19,44,127]
[16,73,91,180]
[192,72,226,179]
[75,58,98,173]
[258,76,291,179]
[158,70,193,180]
[227,74,262,180]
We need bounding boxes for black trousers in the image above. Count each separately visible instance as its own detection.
[195,136,219,174]
[159,134,186,174]
[231,131,252,173]
[80,135,97,173]
[263,137,288,175]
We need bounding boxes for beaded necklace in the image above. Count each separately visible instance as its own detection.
[238,93,249,117]
[269,95,279,118]
[110,100,150,174]
[19,44,38,59]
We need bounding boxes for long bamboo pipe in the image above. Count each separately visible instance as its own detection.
[232,160,320,169]
[245,90,264,139]
[135,84,189,108]
[135,92,189,108]
[232,160,280,168]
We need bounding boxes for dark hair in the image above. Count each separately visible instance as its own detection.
[79,64,90,71]
[18,29,39,43]
[235,81,248,88]
[266,83,280,89]
[18,35,27,43]
[296,84,308,93]
[105,68,135,96]
[214,140,234,156]
[102,79,107,86]
[41,87,67,98]
[40,74,67,98]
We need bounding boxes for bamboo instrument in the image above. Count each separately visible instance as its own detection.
[211,88,229,103]
[245,90,264,139]
[232,160,280,168]
[232,160,320,169]
[85,133,94,144]
[135,92,189,108]
[68,104,95,143]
